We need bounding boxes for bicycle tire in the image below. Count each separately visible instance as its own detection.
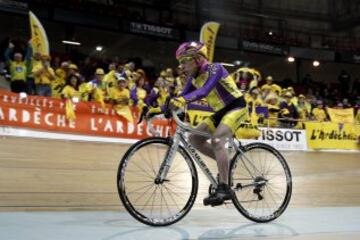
[117,137,198,226]
[230,142,292,223]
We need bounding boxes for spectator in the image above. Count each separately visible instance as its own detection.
[68,64,79,76]
[103,63,117,89]
[311,100,328,122]
[108,75,130,114]
[89,68,106,91]
[61,74,81,100]
[145,77,169,107]
[52,61,69,98]
[164,68,175,87]
[4,42,30,93]
[130,71,147,110]
[296,94,311,128]
[279,91,299,128]
[32,54,55,97]
[265,92,280,127]
[261,76,273,91]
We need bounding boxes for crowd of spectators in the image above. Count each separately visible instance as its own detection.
[1,40,360,129]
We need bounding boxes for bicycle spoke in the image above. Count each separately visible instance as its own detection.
[118,139,198,226]
[231,144,291,222]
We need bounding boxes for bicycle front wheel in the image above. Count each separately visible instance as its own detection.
[117,137,198,226]
[230,142,292,223]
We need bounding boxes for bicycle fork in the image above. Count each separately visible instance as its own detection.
[154,135,181,184]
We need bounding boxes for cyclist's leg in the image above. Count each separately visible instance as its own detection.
[216,107,248,184]
[211,124,233,185]
[188,122,216,160]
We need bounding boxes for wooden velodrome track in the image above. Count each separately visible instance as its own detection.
[0,136,359,211]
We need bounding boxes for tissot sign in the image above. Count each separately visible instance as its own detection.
[242,127,307,151]
[128,22,180,39]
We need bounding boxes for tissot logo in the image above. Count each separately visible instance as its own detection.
[261,129,302,142]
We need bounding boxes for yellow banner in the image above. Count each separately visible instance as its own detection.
[327,107,354,123]
[29,11,49,55]
[305,122,360,150]
[200,22,220,63]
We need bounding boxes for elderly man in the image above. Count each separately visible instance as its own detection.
[32,54,55,96]
[4,42,31,93]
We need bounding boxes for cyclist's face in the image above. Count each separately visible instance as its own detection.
[178,57,197,77]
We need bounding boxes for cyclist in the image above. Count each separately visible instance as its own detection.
[148,41,248,206]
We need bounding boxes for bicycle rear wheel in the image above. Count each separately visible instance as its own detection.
[117,137,198,226]
[230,142,292,223]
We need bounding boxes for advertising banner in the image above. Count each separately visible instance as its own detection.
[242,127,308,151]
[0,90,173,140]
[305,122,360,150]
[128,21,180,39]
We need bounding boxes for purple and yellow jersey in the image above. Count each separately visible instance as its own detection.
[180,63,242,111]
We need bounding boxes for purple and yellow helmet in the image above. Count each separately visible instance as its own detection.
[175,41,208,60]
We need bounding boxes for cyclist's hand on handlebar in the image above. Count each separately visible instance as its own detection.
[169,97,186,110]
[145,106,162,119]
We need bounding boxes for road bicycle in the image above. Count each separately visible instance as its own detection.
[117,110,292,226]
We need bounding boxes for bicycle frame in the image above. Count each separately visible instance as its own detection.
[151,111,263,189]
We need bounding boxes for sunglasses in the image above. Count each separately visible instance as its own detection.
[178,57,193,65]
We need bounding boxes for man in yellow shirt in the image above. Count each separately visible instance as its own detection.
[261,76,273,92]
[32,54,55,96]
[52,61,69,98]
[311,100,328,122]
[108,76,133,122]
[104,63,117,90]
[109,76,130,105]
[4,42,30,93]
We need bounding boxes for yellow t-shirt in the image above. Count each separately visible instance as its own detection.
[32,63,55,85]
[9,61,27,81]
[61,85,80,99]
[27,59,41,78]
[267,103,280,127]
[109,87,130,106]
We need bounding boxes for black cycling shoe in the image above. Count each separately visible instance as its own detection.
[203,183,234,206]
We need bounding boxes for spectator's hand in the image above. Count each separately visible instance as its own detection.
[9,42,14,48]
[169,97,186,110]
[28,39,32,45]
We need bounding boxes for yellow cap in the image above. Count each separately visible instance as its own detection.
[69,64,78,70]
[284,91,292,97]
[266,76,273,81]
[95,68,105,75]
[160,70,167,77]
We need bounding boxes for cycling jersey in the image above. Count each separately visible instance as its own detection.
[180,63,243,112]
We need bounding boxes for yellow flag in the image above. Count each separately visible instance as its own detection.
[93,88,106,111]
[115,105,134,123]
[200,22,220,63]
[327,107,354,124]
[29,11,49,55]
[65,99,76,121]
